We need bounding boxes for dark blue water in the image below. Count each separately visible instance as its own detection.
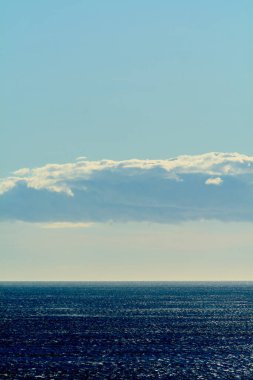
[0,282,253,379]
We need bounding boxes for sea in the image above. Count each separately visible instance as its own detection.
[0,282,252,379]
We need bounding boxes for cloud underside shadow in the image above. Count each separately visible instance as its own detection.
[1,152,253,223]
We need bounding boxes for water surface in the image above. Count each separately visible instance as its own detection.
[0,282,253,379]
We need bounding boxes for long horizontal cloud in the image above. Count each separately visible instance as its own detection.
[1,152,253,223]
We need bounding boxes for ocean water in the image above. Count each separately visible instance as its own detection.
[0,282,253,379]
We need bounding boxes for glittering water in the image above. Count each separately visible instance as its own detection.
[0,282,253,379]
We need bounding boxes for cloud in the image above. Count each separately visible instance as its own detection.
[1,152,253,223]
[205,177,223,186]
[40,222,93,229]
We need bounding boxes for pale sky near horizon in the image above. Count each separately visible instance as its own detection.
[1,1,253,280]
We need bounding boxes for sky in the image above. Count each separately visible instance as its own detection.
[1,0,253,280]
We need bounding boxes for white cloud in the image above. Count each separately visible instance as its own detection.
[205,177,223,186]
[40,222,93,229]
[1,152,253,223]
[0,178,17,195]
[13,168,30,176]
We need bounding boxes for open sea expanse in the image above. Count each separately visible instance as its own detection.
[0,282,253,379]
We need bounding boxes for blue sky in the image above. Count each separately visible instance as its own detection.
[1,1,253,280]
[1,0,252,173]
